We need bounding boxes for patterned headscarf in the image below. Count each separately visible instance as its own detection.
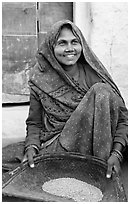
[30,19,125,103]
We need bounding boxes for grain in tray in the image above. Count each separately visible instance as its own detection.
[42,177,103,202]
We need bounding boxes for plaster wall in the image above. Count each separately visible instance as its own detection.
[74,2,128,107]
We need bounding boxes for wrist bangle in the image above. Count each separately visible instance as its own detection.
[113,149,123,160]
[111,151,123,163]
[25,145,39,153]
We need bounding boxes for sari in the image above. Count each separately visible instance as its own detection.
[2,20,128,171]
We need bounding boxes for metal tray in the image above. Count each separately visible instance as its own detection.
[2,153,127,202]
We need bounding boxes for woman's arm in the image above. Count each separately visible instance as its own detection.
[113,97,128,156]
[22,88,43,167]
[106,99,128,178]
[113,103,128,148]
[25,88,43,152]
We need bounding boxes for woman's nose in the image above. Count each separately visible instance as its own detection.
[65,43,74,52]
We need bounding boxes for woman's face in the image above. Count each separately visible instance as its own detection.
[54,27,82,66]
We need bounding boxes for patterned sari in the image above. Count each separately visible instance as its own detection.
[2,20,128,171]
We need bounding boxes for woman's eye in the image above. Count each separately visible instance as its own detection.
[72,40,79,45]
[57,41,66,46]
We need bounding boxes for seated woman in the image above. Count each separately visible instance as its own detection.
[2,20,128,179]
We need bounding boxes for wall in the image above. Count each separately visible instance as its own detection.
[2,2,73,103]
[2,2,37,103]
[74,2,128,107]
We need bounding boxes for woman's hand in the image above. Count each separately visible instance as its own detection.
[106,154,121,178]
[22,147,37,168]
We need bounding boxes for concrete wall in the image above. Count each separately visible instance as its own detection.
[74,2,128,107]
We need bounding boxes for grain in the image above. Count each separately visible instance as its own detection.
[42,177,103,202]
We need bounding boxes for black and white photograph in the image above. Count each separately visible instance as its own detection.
[2,1,128,202]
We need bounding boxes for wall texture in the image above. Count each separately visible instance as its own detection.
[2,2,73,103]
[75,2,128,106]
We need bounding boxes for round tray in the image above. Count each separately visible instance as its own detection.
[2,152,127,202]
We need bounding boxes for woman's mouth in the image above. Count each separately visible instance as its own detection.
[64,54,76,58]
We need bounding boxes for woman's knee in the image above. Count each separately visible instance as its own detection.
[92,83,117,101]
[93,82,113,94]
[92,82,110,91]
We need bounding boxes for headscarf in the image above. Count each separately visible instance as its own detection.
[29,19,125,104]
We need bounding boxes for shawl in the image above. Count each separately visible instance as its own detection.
[29,19,125,104]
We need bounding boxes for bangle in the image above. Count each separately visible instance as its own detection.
[111,151,123,163]
[113,149,123,160]
[25,145,39,153]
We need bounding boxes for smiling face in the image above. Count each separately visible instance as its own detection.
[54,27,82,68]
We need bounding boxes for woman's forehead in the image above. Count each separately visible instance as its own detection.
[57,27,77,40]
[48,22,81,46]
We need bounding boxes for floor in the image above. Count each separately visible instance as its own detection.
[2,105,128,201]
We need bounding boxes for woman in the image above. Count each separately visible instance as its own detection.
[2,20,128,179]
